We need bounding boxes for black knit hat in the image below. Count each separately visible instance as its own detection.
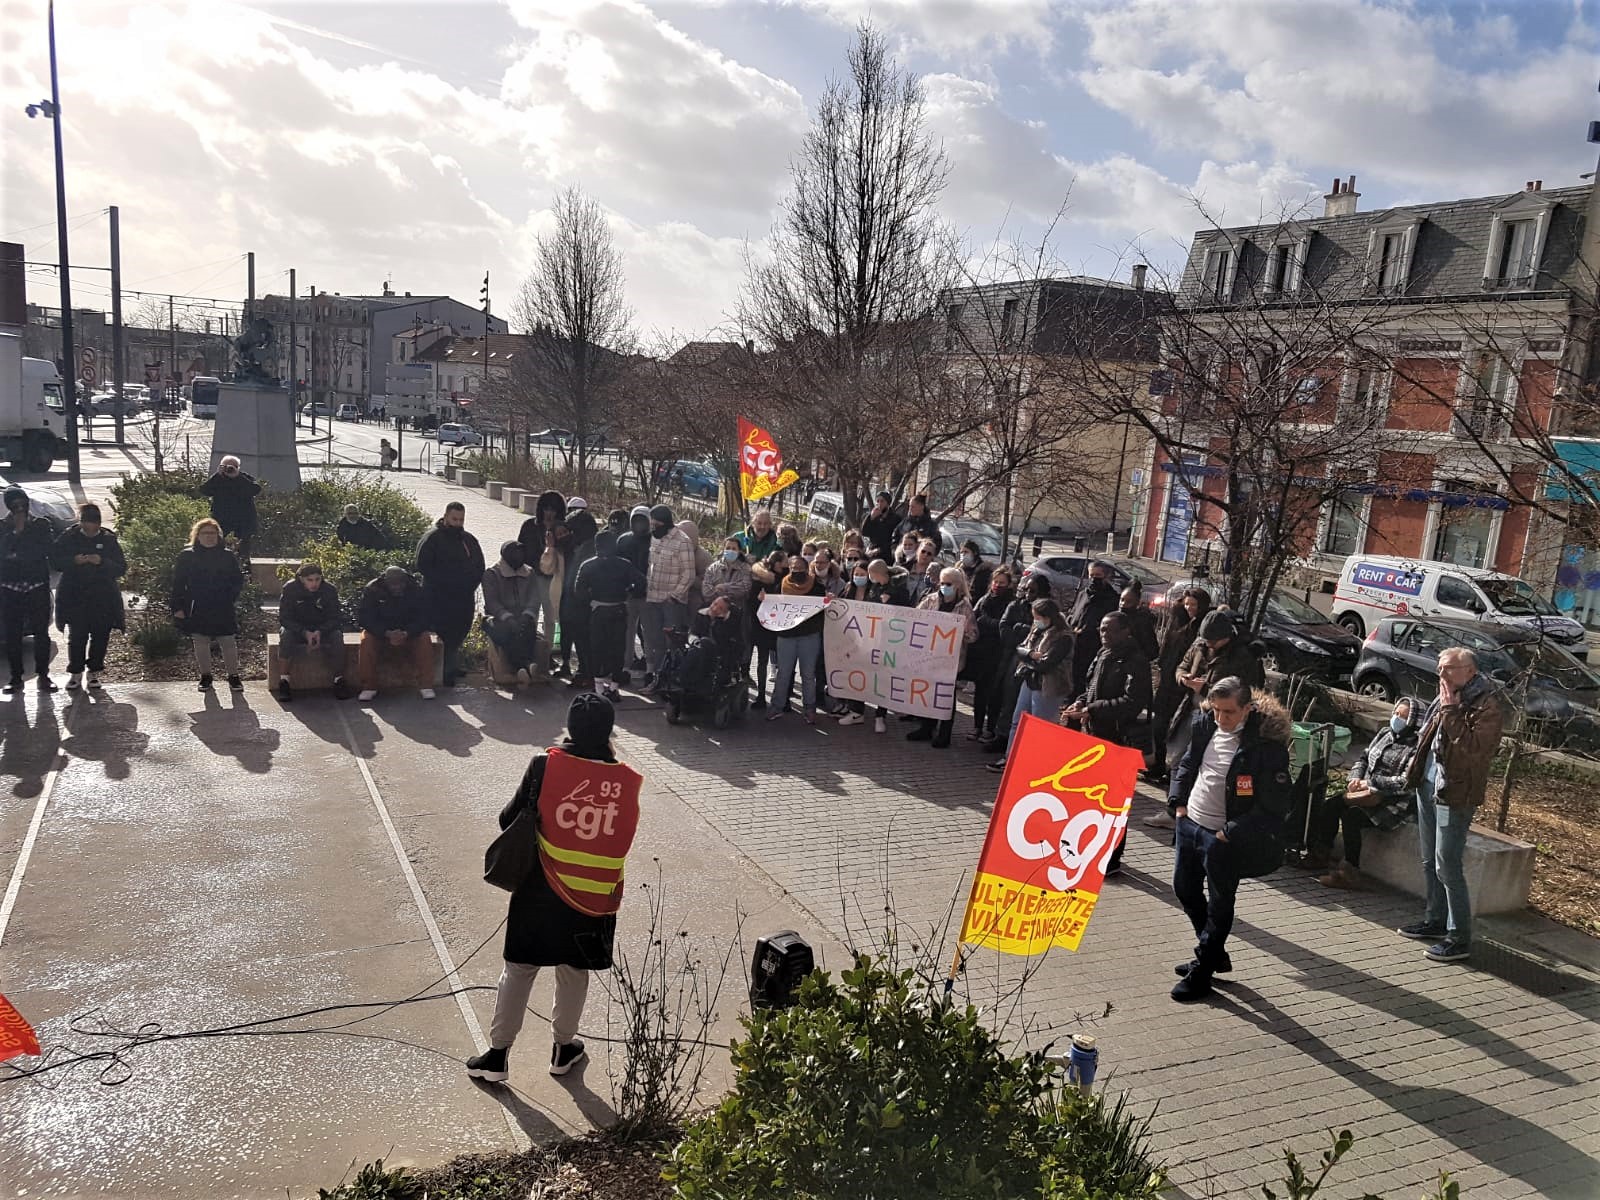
[1199,610,1236,642]
[566,692,615,750]
[3,486,27,511]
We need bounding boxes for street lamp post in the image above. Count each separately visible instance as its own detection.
[25,0,80,483]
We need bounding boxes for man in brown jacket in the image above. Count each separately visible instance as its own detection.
[1400,647,1504,963]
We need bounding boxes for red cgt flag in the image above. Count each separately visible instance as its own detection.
[737,417,800,503]
[958,715,1141,955]
[0,992,40,1062]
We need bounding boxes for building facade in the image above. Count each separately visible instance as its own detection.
[1134,177,1600,629]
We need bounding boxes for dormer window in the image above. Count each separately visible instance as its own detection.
[1202,243,1237,301]
[1264,235,1309,295]
[1364,217,1419,295]
[1483,193,1552,290]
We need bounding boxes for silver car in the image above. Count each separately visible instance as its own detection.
[1019,553,1172,616]
[0,476,77,533]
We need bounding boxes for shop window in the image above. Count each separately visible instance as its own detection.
[1321,493,1365,556]
[1432,481,1496,568]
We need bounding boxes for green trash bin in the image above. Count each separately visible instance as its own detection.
[1290,722,1351,772]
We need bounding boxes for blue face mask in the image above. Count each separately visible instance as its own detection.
[722,549,738,564]
[939,583,955,599]
[853,574,868,588]
[1390,714,1407,735]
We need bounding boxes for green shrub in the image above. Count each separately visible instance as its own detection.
[664,957,1164,1200]
[128,611,185,660]
[108,468,208,527]
[276,536,397,627]
[119,495,210,609]
[256,471,430,556]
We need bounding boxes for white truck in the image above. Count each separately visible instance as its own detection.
[0,328,68,473]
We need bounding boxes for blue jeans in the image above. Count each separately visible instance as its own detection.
[1416,776,1472,943]
[1006,681,1058,753]
[771,632,820,714]
[1172,815,1242,970]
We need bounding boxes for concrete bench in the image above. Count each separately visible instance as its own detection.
[485,480,506,501]
[458,469,481,488]
[1359,821,1534,915]
[250,557,298,593]
[519,492,541,515]
[503,487,527,510]
[266,631,443,692]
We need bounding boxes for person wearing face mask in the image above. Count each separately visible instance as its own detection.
[984,575,1051,752]
[748,550,789,710]
[519,491,569,670]
[615,505,654,674]
[416,502,486,687]
[482,541,543,685]
[678,519,714,616]
[200,454,261,566]
[909,567,977,748]
[3,485,59,693]
[835,557,896,732]
[860,491,900,560]
[1066,561,1121,694]
[966,566,1015,745]
[558,498,600,685]
[988,598,1073,772]
[1142,586,1213,798]
[1118,583,1160,661]
[1310,698,1420,891]
[958,540,992,599]
[573,531,647,702]
[894,531,921,570]
[640,505,697,689]
[775,522,803,558]
[702,537,753,611]
[766,555,825,724]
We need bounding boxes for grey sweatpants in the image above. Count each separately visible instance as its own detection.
[488,961,590,1050]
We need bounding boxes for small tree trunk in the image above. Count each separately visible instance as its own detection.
[1495,733,1524,833]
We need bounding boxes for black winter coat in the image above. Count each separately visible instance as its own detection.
[1067,578,1120,674]
[1169,696,1294,877]
[200,470,262,537]
[171,543,243,637]
[52,524,127,631]
[893,511,940,545]
[860,507,901,558]
[500,748,619,969]
[336,516,388,551]
[1074,645,1153,747]
[615,519,652,577]
[0,515,54,587]
[1121,605,1159,661]
[967,588,1014,679]
[278,577,343,636]
[357,575,428,638]
[415,523,485,639]
[574,553,646,607]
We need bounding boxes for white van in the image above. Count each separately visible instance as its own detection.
[336,403,361,422]
[806,490,845,530]
[1330,554,1588,657]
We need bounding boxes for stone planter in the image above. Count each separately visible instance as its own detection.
[486,480,506,501]
[520,492,541,514]
[457,469,481,488]
[504,487,527,510]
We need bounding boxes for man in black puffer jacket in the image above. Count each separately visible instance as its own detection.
[1065,611,1153,875]
[276,563,347,702]
[614,505,652,671]
[1,486,57,693]
[573,531,646,701]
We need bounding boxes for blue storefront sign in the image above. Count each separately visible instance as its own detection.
[1546,439,1600,504]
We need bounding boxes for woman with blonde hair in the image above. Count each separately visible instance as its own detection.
[170,517,244,691]
[908,566,977,748]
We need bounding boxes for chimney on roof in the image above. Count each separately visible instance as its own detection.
[1131,263,1148,291]
[1324,175,1360,219]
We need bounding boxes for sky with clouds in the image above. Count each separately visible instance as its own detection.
[1,0,1595,343]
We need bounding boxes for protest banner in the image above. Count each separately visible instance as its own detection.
[755,592,829,633]
[820,597,966,719]
[0,992,40,1062]
[738,417,800,502]
[956,715,1141,958]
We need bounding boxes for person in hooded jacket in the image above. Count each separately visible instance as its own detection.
[615,505,652,671]
[466,693,635,1084]
[909,567,978,749]
[519,491,569,664]
[483,541,542,683]
[959,540,993,599]
[1313,697,1420,890]
[557,497,601,682]
[1067,562,1121,694]
[415,502,485,686]
[2,486,59,693]
[50,502,126,693]
[275,562,346,702]
[678,519,713,614]
[170,517,243,692]
[573,531,647,702]
[988,597,1073,771]
[748,550,788,709]
[640,505,697,686]
[860,492,901,560]
[966,565,1015,744]
[737,507,780,562]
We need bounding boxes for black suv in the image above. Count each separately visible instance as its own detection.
[1353,616,1600,751]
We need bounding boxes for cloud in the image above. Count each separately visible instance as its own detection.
[1074,0,1599,197]
[775,0,1058,55]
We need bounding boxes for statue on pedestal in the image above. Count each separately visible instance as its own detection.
[232,316,276,385]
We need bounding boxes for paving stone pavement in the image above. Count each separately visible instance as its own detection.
[617,707,1600,1200]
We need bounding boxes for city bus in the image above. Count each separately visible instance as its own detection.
[187,375,221,419]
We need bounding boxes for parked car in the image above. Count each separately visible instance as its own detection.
[1329,553,1587,659]
[1353,616,1600,751]
[938,518,1023,574]
[666,459,721,501]
[83,391,141,418]
[1022,553,1170,614]
[435,423,483,447]
[335,403,362,422]
[0,475,75,533]
[300,402,334,417]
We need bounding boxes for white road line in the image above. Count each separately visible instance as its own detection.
[334,706,527,1149]
[0,759,64,950]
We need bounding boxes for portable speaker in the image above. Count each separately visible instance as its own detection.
[749,930,815,1009]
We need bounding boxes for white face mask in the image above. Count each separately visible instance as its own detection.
[962,552,976,566]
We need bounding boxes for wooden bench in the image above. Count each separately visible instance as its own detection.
[1359,822,1535,915]
[266,631,443,692]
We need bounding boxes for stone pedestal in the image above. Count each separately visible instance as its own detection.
[212,380,301,493]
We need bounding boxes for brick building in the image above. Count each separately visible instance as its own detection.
[1135,176,1600,629]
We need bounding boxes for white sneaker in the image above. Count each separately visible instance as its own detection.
[357,689,377,702]
[874,717,886,734]
[515,667,530,685]
[1143,813,1176,830]
[88,672,103,689]
[837,711,864,726]
[66,673,82,691]
[420,688,436,699]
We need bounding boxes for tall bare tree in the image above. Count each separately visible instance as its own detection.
[737,23,954,526]
[512,185,635,495]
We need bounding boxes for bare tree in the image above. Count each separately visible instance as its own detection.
[511,186,635,495]
[736,23,954,527]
